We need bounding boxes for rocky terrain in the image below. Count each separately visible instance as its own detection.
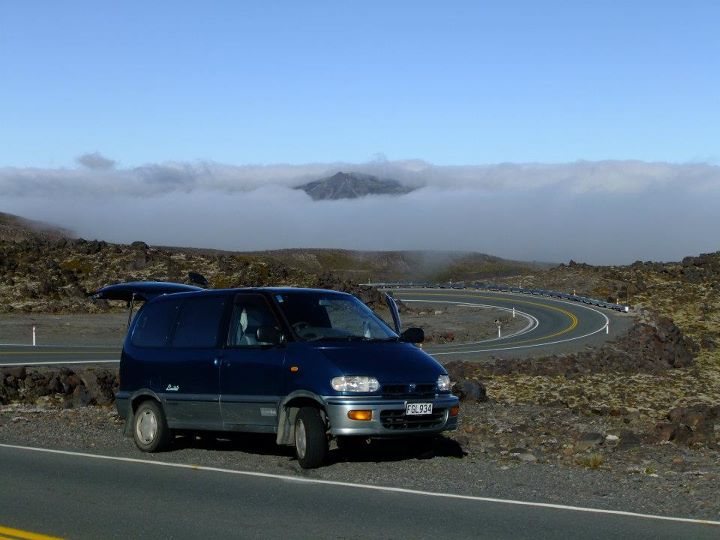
[0,234,392,316]
[0,211,542,313]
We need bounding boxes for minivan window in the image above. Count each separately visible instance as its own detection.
[172,296,227,348]
[228,295,280,347]
[275,292,397,342]
[131,300,181,348]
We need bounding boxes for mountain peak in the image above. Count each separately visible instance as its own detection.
[295,171,416,200]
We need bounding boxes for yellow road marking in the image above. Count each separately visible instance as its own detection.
[399,291,579,347]
[0,525,63,540]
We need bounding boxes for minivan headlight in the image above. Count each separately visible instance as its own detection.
[437,375,451,392]
[331,376,380,393]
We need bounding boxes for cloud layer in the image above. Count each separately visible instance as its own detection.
[1,157,719,264]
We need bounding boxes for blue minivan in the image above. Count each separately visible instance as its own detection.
[95,282,459,468]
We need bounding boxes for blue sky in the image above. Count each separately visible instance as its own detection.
[1,1,718,167]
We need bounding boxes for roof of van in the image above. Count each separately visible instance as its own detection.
[92,281,352,302]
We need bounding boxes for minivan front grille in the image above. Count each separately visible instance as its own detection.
[380,408,446,430]
[382,383,436,399]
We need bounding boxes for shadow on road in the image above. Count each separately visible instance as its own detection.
[169,432,466,466]
[328,436,466,465]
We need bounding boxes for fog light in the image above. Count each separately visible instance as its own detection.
[348,410,373,421]
[450,405,460,417]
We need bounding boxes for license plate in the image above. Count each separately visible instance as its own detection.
[405,402,433,415]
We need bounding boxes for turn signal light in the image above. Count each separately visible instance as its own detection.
[347,410,373,421]
[450,405,460,417]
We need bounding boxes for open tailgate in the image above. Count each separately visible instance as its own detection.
[91,281,203,302]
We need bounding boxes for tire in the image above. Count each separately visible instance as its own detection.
[294,407,328,469]
[133,400,172,453]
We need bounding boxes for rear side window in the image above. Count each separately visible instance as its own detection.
[172,296,227,348]
[131,300,181,348]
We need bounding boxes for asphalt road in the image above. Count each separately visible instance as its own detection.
[0,344,119,367]
[393,288,634,360]
[1,444,717,540]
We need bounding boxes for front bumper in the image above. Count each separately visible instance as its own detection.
[324,394,459,436]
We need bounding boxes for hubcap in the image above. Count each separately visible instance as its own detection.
[296,419,307,459]
[136,409,158,444]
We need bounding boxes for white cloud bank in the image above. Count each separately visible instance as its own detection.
[1,157,719,264]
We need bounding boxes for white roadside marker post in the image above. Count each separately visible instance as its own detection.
[32,325,36,346]
[606,323,609,335]
[497,324,502,338]
[512,307,516,318]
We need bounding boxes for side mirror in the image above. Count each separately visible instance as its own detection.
[256,326,284,346]
[401,327,424,344]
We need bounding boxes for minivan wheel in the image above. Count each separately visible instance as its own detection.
[294,407,328,469]
[133,400,171,453]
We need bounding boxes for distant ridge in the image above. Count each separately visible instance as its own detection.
[295,171,416,200]
[0,211,72,243]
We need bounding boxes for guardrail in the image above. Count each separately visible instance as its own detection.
[365,281,631,313]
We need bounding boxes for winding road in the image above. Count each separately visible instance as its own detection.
[393,288,634,360]
[0,288,633,367]
[0,344,119,368]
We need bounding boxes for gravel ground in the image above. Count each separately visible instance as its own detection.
[402,303,528,344]
[1,404,718,522]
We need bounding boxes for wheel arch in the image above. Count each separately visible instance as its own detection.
[122,389,164,437]
[276,390,327,446]
[130,389,163,411]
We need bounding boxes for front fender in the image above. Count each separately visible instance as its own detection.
[276,390,328,446]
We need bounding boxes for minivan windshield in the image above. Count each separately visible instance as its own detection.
[273,292,398,342]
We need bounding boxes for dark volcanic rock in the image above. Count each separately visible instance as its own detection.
[616,429,642,449]
[452,379,488,402]
[79,369,117,406]
[654,404,719,447]
[2,366,27,379]
[575,432,604,452]
[66,385,93,408]
[1,367,119,407]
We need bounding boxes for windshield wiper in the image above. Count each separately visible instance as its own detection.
[309,335,366,342]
